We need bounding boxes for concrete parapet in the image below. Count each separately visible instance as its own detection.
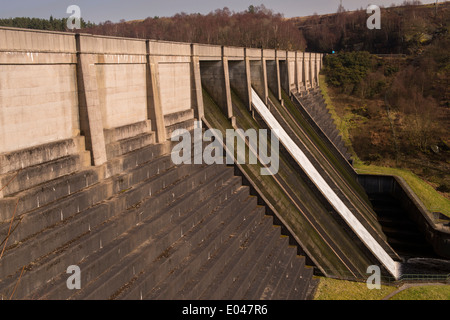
[245,48,262,60]
[194,43,222,60]
[223,46,245,60]
[0,26,76,53]
[77,34,146,55]
[149,40,191,56]
[276,50,287,60]
[262,49,276,60]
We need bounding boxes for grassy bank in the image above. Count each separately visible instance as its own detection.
[313,277,450,300]
[313,277,395,300]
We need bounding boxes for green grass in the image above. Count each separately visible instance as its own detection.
[313,276,396,300]
[389,285,450,300]
[354,163,450,217]
[313,277,450,300]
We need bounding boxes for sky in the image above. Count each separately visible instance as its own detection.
[0,0,440,23]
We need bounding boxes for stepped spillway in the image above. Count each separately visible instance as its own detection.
[250,88,400,279]
[0,114,317,300]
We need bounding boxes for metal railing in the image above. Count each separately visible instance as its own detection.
[315,267,450,285]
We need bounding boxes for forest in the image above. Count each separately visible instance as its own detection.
[294,1,449,54]
[0,16,95,31]
[80,5,307,50]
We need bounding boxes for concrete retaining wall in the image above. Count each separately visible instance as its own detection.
[358,174,450,259]
[0,28,79,154]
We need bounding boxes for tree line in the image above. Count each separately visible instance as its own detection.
[80,5,306,51]
[0,16,95,31]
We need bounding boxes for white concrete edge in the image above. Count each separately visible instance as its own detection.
[251,88,400,280]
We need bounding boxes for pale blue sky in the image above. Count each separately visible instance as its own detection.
[0,0,440,22]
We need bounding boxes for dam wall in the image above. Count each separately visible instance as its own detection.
[0,26,322,166]
[2,26,445,291]
[0,27,325,299]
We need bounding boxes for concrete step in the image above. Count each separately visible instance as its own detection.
[164,109,194,128]
[327,128,341,144]
[0,160,207,291]
[317,113,333,127]
[172,197,266,300]
[221,224,282,300]
[268,246,301,300]
[166,119,195,139]
[303,276,320,300]
[111,177,244,300]
[274,253,306,300]
[0,142,173,249]
[0,136,87,176]
[106,139,172,176]
[0,167,101,222]
[120,182,253,300]
[289,265,314,300]
[103,120,152,145]
[106,132,155,160]
[335,138,345,151]
[259,244,297,300]
[6,163,219,299]
[0,154,85,197]
[0,177,112,250]
[198,215,274,299]
[41,166,238,300]
[242,236,290,299]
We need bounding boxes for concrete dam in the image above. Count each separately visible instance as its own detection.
[0,27,449,300]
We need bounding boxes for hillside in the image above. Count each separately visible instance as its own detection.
[306,2,450,202]
[292,1,450,54]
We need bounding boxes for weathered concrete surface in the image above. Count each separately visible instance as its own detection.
[0,63,79,154]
